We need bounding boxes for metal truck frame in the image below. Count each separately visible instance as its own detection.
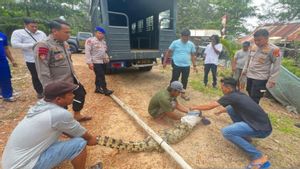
[89,0,177,72]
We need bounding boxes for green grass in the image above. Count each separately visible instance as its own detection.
[190,64,233,97]
[282,58,300,77]
[269,112,300,137]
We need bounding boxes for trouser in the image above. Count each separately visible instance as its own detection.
[171,62,190,89]
[246,78,268,104]
[233,68,243,86]
[222,106,272,160]
[26,62,43,94]
[0,61,13,99]
[204,64,217,87]
[0,78,13,99]
[33,138,87,169]
[93,63,107,89]
[72,82,86,112]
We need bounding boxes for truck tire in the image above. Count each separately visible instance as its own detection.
[69,44,78,53]
[139,66,152,71]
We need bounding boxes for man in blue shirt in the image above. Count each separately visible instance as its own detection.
[0,32,17,102]
[163,29,197,101]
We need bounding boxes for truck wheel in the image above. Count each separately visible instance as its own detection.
[139,66,152,71]
[69,44,78,53]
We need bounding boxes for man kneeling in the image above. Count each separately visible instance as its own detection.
[148,81,189,121]
[191,77,272,169]
[2,81,101,169]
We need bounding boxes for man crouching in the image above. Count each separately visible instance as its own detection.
[2,81,102,169]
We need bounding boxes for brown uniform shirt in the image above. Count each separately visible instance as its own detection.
[241,43,282,83]
[34,35,79,87]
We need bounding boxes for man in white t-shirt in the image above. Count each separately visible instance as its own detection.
[2,81,102,169]
[11,18,47,99]
[203,35,223,88]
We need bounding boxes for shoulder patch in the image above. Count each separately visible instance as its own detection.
[38,47,49,60]
[272,48,280,57]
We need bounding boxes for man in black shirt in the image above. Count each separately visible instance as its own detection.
[191,77,272,169]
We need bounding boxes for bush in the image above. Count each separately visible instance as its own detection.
[282,58,300,77]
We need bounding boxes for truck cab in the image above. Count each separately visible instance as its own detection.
[90,0,177,72]
[67,32,93,53]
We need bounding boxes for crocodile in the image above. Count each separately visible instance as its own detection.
[97,111,210,152]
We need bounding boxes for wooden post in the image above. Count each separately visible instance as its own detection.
[110,94,193,169]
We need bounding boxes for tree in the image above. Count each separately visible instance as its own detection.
[0,0,91,37]
[177,0,256,36]
[258,0,300,22]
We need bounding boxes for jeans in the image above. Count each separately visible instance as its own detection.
[33,137,87,169]
[26,62,43,94]
[246,78,268,104]
[222,106,272,160]
[204,64,217,87]
[171,62,190,89]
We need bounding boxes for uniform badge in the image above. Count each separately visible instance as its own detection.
[273,48,280,57]
[38,47,49,60]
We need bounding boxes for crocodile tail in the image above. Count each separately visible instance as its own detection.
[97,136,161,152]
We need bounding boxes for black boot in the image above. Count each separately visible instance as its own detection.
[95,87,104,94]
[103,89,114,96]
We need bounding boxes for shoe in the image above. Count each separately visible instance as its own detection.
[37,93,44,99]
[3,97,16,102]
[104,89,114,96]
[95,88,105,94]
[295,123,300,128]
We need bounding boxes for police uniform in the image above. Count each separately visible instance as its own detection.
[0,32,13,99]
[85,27,113,95]
[34,35,86,112]
[85,37,109,90]
[241,43,281,104]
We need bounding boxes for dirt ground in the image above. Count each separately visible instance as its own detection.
[1,49,300,169]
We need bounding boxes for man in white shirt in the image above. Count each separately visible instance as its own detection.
[11,18,47,99]
[203,35,223,88]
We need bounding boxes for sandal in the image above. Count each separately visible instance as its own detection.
[90,162,103,169]
[246,161,271,169]
[76,116,92,122]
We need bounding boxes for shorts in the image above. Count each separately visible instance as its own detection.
[33,137,87,169]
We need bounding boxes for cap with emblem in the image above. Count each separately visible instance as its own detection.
[170,81,185,93]
[95,26,106,34]
[44,81,78,101]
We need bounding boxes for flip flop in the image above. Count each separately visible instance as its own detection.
[77,116,92,122]
[90,162,103,169]
[246,161,271,169]
[201,117,211,125]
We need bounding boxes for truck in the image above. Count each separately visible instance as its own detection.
[89,0,177,72]
[67,32,93,53]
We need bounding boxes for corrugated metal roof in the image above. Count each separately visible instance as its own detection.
[239,23,300,43]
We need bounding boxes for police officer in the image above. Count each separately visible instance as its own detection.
[85,26,113,96]
[240,29,282,104]
[34,19,92,122]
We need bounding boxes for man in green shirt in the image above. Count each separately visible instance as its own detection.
[148,81,189,120]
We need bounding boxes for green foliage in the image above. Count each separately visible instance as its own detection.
[177,0,256,36]
[220,38,241,59]
[259,0,300,22]
[282,58,300,77]
[0,0,91,37]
